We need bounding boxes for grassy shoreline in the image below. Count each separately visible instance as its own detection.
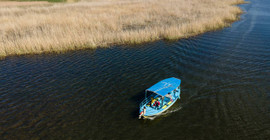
[0,0,247,58]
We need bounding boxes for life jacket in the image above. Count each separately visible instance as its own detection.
[151,98,156,104]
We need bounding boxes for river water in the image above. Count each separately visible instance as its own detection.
[1,0,270,139]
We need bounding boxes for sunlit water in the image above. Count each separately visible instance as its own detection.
[0,0,270,139]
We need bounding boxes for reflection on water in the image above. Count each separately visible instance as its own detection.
[0,0,270,139]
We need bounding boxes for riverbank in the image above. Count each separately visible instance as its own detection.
[0,0,247,58]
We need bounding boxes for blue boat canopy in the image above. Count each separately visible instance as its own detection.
[146,77,181,96]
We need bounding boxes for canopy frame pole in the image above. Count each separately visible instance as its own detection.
[145,90,147,99]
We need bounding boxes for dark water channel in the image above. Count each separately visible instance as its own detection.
[1,0,270,139]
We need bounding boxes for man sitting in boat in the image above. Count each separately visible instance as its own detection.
[150,97,156,107]
[165,93,173,102]
[153,100,160,109]
[139,106,146,119]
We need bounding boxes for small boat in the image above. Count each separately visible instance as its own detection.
[139,77,181,119]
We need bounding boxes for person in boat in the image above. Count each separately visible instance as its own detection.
[139,106,146,119]
[165,92,173,102]
[153,100,160,109]
[150,97,155,107]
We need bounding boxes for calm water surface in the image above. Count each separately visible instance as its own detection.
[1,0,270,139]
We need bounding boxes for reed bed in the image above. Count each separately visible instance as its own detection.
[0,0,246,57]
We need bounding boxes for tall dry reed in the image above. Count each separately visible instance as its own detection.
[0,0,246,57]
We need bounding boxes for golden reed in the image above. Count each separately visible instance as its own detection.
[0,0,246,58]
